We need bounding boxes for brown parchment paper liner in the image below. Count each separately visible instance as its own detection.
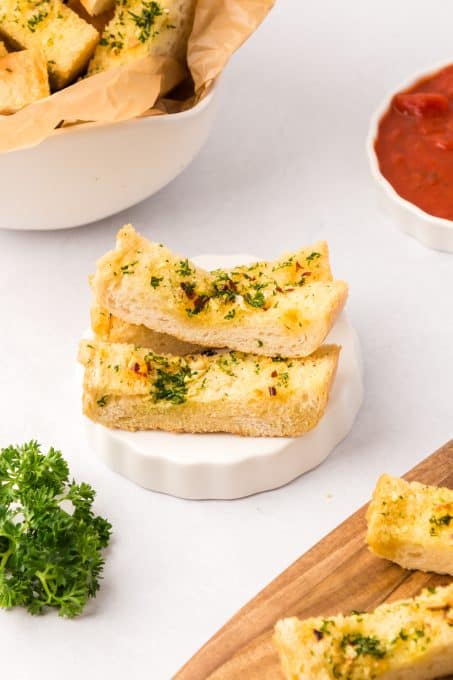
[0,0,274,153]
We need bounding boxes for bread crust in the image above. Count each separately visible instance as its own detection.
[92,225,348,358]
[78,340,340,437]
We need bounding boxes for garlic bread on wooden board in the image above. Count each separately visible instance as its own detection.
[0,0,99,89]
[0,49,49,113]
[78,340,340,436]
[275,583,453,680]
[366,474,453,575]
[91,225,348,358]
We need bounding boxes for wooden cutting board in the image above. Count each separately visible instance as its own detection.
[175,440,453,680]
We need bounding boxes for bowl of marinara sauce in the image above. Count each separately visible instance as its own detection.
[367,63,453,252]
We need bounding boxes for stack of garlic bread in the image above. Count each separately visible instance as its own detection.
[0,0,195,113]
[79,225,348,436]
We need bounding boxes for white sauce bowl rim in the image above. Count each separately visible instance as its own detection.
[366,61,453,230]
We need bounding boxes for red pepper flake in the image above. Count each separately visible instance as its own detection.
[132,361,149,377]
[180,282,196,299]
[276,286,283,293]
[193,295,210,313]
[302,271,311,276]
[295,261,302,270]
[313,629,323,641]
[271,370,278,378]
[285,287,295,292]
[268,386,277,396]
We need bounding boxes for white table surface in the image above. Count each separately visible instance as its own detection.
[1,1,453,678]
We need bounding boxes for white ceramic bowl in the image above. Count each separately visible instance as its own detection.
[80,253,364,500]
[1,82,219,231]
[367,63,453,253]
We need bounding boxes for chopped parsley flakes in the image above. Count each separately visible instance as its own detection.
[177,259,193,277]
[150,276,163,288]
[340,633,386,659]
[27,9,48,31]
[151,362,193,404]
[128,0,163,43]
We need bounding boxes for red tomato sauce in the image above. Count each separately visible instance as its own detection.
[375,64,453,220]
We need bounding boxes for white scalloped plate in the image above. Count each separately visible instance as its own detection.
[81,254,364,499]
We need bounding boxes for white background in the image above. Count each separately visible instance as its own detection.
[1,1,453,678]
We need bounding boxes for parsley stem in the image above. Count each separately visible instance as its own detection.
[36,569,54,605]
[0,533,15,569]
[0,549,12,570]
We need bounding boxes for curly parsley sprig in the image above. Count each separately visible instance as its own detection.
[0,441,111,618]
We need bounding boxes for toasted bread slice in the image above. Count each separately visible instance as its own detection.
[274,583,453,680]
[91,226,348,358]
[91,304,204,354]
[366,474,453,575]
[78,340,340,436]
[0,49,49,113]
[87,0,196,76]
[0,0,99,89]
[91,239,334,352]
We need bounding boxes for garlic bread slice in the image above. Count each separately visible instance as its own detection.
[78,340,340,436]
[88,0,196,75]
[92,225,348,358]
[0,49,49,113]
[366,474,453,575]
[274,583,453,680]
[91,238,333,352]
